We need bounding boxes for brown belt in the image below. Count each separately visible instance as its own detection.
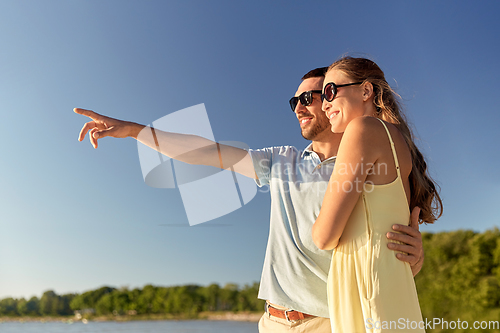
[265,302,315,322]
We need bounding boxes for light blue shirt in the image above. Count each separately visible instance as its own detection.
[249,144,336,318]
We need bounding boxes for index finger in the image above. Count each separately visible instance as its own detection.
[74,108,102,121]
[409,206,421,231]
[391,224,421,239]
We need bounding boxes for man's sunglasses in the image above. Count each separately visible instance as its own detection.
[321,82,363,102]
[289,90,322,112]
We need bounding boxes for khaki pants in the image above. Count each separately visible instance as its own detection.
[258,312,331,333]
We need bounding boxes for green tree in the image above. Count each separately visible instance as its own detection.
[59,294,76,315]
[416,228,500,333]
[0,298,18,316]
[136,284,156,314]
[70,286,115,311]
[200,283,220,311]
[163,285,203,316]
[39,291,60,316]
[111,287,131,315]
[152,287,170,313]
[25,296,40,316]
[16,298,27,316]
[219,283,238,311]
[130,288,143,312]
[95,293,113,315]
[237,282,264,311]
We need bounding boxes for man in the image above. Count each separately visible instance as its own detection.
[75,67,424,332]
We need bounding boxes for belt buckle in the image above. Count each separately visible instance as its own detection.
[284,309,293,322]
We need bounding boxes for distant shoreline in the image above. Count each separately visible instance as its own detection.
[0,311,262,323]
[203,311,262,322]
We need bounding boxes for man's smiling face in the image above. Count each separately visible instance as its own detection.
[293,77,331,141]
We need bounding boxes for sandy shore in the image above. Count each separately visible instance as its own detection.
[202,311,261,322]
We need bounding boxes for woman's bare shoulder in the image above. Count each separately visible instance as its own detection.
[338,116,392,164]
[381,119,412,176]
[343,116,393,148]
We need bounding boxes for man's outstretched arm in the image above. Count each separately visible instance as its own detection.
[74,108,256,179]
[387,207,424,277]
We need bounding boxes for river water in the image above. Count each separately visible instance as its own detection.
[0,320,258,332]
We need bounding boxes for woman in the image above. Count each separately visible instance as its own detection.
[312,57,442,332]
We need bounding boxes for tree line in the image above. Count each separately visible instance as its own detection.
[0,282,264,317]
[415,228,500,332]
[1,228,500,331]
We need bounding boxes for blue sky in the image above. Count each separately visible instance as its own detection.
[1,1,499,299]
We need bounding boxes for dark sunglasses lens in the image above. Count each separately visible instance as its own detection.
[324,83,336,102]
[301,91,313,106]
[289,97,298,111]
[290,91,313,111]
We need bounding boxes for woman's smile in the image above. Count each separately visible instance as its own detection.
[326,110,339,121]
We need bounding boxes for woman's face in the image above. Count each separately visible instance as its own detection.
[322,69,368,133]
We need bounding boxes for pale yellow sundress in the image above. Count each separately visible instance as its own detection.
[327,119,424,333]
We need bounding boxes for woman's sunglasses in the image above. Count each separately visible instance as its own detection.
[289,90,322,112]
[321,82,363,102]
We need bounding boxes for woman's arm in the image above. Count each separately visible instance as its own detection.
[312,116,383,250]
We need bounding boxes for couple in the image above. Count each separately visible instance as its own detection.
[75,56,442,332]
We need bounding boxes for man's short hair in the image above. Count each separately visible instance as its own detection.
[301,67,328,80]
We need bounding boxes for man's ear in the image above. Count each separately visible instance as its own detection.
[362,82,374,101]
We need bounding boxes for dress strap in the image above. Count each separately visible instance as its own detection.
[375,118,401,177]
